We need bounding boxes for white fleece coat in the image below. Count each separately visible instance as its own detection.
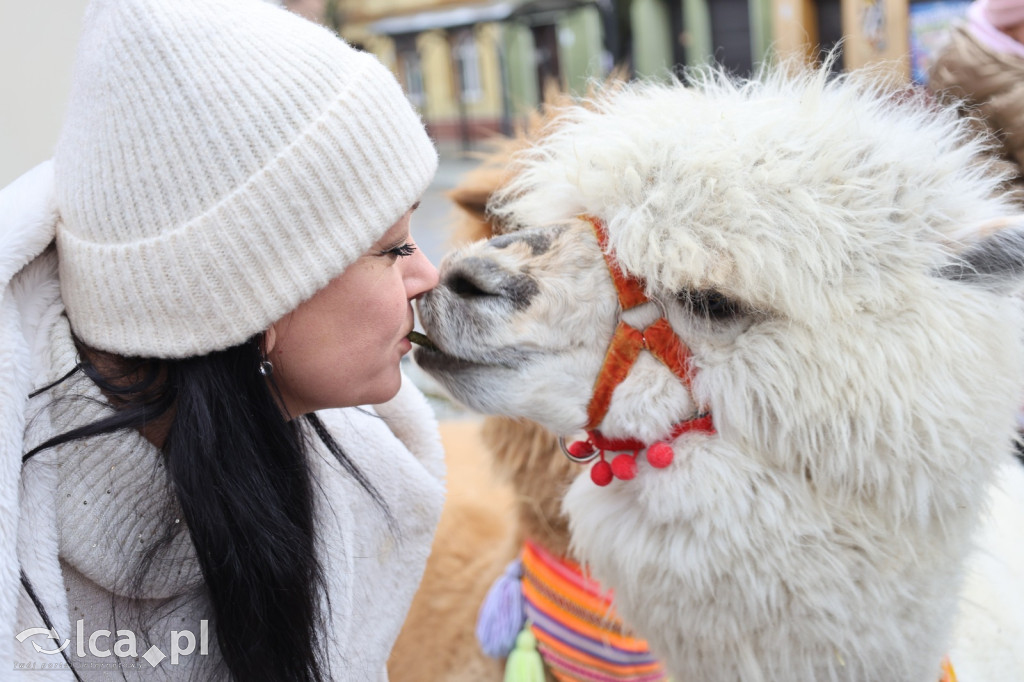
[1,162,446,680]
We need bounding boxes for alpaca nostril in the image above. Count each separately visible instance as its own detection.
[441,257,537,309]
[447,272,493,299]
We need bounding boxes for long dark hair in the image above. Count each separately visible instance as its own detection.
[24,333,388,681]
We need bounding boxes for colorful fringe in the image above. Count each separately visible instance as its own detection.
[520,540,668,682]
[939,656,957,682]
[500,539,956,682]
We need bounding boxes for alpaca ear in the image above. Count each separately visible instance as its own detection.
[447,183,490,223]
[447,166,508,224]
[446,170,507,242]
[939,217,1024,293]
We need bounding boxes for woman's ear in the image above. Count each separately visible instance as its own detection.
[264,325,278,355]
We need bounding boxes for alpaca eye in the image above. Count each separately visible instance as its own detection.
[678,289,741,320]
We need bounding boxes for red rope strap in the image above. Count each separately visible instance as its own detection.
[581,214,649,311]
[581,215,698,430]
[643,318,693,388]
[569,214,716,485]
[585,322,645,430]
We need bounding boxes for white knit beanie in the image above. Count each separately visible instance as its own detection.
[54,0,438,358]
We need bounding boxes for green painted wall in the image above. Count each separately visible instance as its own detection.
[682,0,713,66]
[501,22,540,116]
[557,6,605,95]
[631,0,674,80]
[749,0,773,66]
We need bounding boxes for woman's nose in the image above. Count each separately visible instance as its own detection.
[409,247,439,298]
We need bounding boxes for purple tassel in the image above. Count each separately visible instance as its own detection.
[476,558,526,658]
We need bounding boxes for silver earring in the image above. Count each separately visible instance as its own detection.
[258,359,274,376]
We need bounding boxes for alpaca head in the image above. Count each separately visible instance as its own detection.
[417,66,1024,680]
[419,67,1024,480]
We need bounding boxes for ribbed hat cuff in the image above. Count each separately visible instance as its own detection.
[58,64,437,358]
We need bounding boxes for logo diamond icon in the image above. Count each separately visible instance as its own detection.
[142,645,166,667]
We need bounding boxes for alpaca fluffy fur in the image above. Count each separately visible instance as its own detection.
[413,64,1024,681]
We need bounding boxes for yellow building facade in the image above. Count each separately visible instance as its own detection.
[770,0,951,84]
[288,0,948,149]
[288,0,612,147]
[322,1,527,146]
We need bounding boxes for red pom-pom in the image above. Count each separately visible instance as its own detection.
[590,460,613,486]
[646,442,674,468]
[567,440,596,458]
[611,454,637,480]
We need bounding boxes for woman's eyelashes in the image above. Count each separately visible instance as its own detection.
[380,242,417,259]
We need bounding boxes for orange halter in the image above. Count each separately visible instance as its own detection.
[560,215,715,486]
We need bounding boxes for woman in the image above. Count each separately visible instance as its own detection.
[1,0,444,679]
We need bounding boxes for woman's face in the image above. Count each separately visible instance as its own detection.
[267,205,438,416]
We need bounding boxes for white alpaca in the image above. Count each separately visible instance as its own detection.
[414,66,1024,682]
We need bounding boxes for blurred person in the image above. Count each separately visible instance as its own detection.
[928,0,1024,198]
[929,0,1024,459]
[0,0,444,679]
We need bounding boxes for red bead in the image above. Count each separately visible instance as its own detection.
[590,460,613,486]
[611,454,637,480]
[646,442,674,468]
[567,440,596,458]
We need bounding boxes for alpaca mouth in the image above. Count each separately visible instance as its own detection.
[408,331,481,372]
[412,344,494,373]
[412,336,529,374]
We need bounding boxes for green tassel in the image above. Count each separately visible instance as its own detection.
[503,627,545,682]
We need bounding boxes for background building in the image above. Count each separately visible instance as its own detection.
[289,0,790,150]
[287,0,957,150]
[0,0,971,185]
